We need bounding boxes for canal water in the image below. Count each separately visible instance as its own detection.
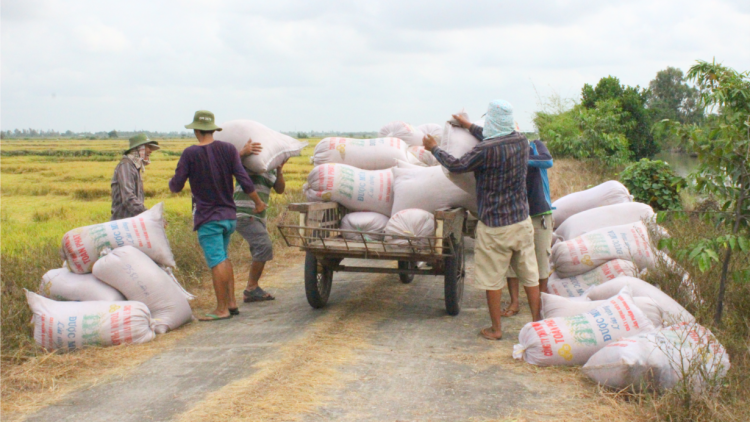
[654,151,700,178]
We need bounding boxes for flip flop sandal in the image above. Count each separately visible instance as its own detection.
[199,313,232,322]
[243,287,275,303]
[229,308,240,316]
[500,308,519,317]
[480,328,503,341]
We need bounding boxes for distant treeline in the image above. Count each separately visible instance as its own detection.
[2,129,381,140]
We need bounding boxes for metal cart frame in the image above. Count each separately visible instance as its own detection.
[277,202,468,315]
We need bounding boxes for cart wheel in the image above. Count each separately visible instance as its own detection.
[444,236,465,316]
[397,261,415,284]
[304,252,333,309]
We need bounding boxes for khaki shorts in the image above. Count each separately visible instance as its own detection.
[474,217,539,290]
[506,214,554,280]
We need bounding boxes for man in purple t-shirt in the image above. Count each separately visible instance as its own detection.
[169,110,267,321]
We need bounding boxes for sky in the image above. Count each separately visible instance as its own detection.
[2,0,749,133]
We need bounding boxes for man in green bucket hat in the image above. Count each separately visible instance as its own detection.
[170,110,266,321]
[110,133,161,220]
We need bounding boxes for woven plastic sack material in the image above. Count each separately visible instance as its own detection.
[547,259,640,297]
[216,119,308,174]
[304,164,394,216]
[583,322,730,392]
[385,209,436,247]
[378,121,425,147]
[417,123,442,143]
[26,290,155,351]
[584,276,694,325]
[392,165,477,215]
[40,267,125,302]
[62,203,174,274]
[340,212,390,241]
[513,287,655,366]
[554,202,655,242]
[407,146,439,166]
[550,222,654,278]
[552,181,633,229]
[542,293,663,328]
[312,137,409,170]
[93,246,194,334]
[442,111,479,159]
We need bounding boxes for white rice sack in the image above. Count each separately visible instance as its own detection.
[26,290,155,351]
[93,246,194,334]
[304,164,394,216]
[340,212,390,241]
[441,111,479,159]
[584,276,694,325]
[378,121,425,147]
[547,259,640,297]
[385,209,436,247]
[583,322,730,392]
[542,293,663,328]
[552,181,633,229]
[554,203,655,242]
[62,203,174,274]
[216,119,308,174]
[407,145,439,166]
[550,222,654,278]
[417,123,442,142]
[392,166,477,215]
[40,267,125,302]
[312,137,410,170]
[513,287,655,366]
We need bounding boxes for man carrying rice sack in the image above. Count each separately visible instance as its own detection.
[169,110,267,321]
[234,139,287,303]
[423,100,539,341]
[111,133,161,220]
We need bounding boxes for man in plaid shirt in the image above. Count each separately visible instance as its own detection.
[423,100,540,340]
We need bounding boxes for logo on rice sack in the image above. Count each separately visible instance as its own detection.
[322,192,332,201]
[336,144,346,159]
[109,304,121,313]
[581,255,594,267]
[558,343,574,361]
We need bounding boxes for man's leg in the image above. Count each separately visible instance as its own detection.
[509,217,541,322]
[484,289,504,339]
[501,277,520,316]
[523,284,542,321]
[237,218,275,302]
[207,260,232,318]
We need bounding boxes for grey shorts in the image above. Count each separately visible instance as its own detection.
[236,217,274,262]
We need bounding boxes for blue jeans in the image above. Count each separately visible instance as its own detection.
[197,219,236,268]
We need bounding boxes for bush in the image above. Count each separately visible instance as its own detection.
[620,158,684,210]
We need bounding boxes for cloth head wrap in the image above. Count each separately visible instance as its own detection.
[126,145,148,172]
[482,100,515,139]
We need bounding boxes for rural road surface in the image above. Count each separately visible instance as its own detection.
[26,240,604,422]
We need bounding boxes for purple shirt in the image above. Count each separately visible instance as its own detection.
[169,140,256,230]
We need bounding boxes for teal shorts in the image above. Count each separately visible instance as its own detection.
[197,219,236,268]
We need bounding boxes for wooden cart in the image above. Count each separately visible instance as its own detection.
[277,202,468,315]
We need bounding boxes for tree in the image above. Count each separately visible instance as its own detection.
[660,59,750,324]
[108,130,118,139]
[648,67,703,125]
[581,76,658,160]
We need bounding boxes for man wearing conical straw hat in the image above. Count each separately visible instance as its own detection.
[110,133,160,220]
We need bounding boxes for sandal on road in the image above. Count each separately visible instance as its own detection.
[243,287,275,303]
[481,328,503,341]
[199,313,232,322]
[500,307,519,317]
[229,308,240,316]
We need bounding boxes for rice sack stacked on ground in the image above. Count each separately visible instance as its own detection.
[541,292,664,328]
[26,290,156,351]
[547,259,640,297]
[554,202,655,242]
[552,181,633,229]
[513,287,655,366]
[40,267,126,302]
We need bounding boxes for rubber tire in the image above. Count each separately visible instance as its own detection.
[444,238,465,316]
[398,261,415,284]
[304,252,333,309]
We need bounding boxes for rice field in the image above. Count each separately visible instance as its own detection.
[1,138,315,256]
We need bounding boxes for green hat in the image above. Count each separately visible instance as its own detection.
[127,133,160,152]
[185,110,222,131]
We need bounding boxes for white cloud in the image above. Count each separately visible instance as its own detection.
[1,0,749,132]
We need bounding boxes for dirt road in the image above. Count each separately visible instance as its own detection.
[26,240,620,422]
